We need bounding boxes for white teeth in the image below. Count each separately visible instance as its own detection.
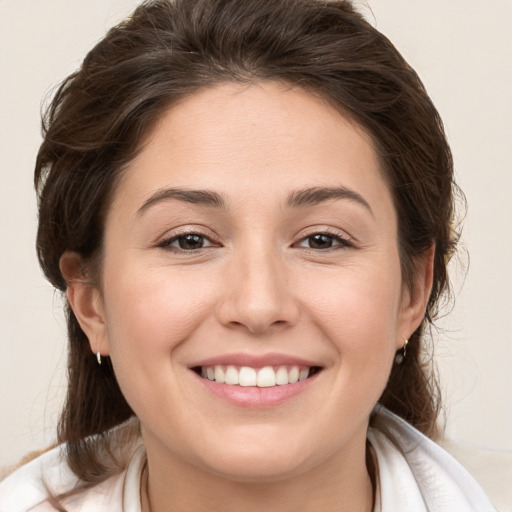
[224,365,239,385]
[200,364,315,387]
[275,366,289,385]
[239,367,257,386]
[214,365,225,383]
[288,367,299,384]
[257,366,276,387]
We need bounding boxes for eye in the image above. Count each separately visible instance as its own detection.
[297,232,352,250]
[159,233,216,251]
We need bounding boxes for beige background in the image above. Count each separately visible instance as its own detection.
[1,0,511,507]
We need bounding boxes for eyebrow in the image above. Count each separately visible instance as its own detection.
[137,188,226,216]
[137,185,373,216]
[286,186,373,215]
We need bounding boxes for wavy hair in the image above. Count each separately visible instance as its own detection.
[35,0,458,483]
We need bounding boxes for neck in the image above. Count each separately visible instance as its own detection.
[143,442,374,512]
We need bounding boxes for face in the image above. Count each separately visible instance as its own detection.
[68,82,428,483]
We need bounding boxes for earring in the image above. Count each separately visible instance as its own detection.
[394,338,408,365]
[96,337,105,366]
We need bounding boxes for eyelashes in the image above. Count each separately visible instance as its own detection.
[158,232,217,251]
[157,228,355,253]
[295,232,354,250]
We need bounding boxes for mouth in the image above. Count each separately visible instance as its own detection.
[192,365,322,388]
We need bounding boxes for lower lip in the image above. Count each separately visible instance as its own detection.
[193,371,319,408]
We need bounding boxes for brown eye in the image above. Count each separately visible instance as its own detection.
[159,233,215,251]
[177,234,205,250]
[307,234,335,249]
[297,232,353,250]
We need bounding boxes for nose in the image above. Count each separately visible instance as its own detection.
[215,245,300,335]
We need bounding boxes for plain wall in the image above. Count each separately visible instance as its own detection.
[1,0,511,470]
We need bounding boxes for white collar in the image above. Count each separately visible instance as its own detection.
[0,409,496,512]
[122,444,147,512]
[368,407,496,512]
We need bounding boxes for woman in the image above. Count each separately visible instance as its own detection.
[0,0,496,510]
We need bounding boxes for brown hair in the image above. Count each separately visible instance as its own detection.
[35,0,458,483]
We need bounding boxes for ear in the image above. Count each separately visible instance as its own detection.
[397,244,435,348]
[60,251,110,357]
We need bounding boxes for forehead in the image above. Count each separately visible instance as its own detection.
[112,81,393,216]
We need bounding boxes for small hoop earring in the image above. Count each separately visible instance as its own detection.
[394,338,408,365]
[96,351,102,365]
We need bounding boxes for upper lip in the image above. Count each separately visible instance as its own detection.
[190,352,322,369]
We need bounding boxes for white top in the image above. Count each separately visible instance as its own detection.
[0,408,497,512]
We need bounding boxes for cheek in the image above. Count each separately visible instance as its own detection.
[99,265,221,422]
[303,262,403,363]
[102,265,218,359]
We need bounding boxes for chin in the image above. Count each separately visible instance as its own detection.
[204,453,311,484]
[193,430,321,483]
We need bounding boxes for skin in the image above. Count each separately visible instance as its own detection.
[62,82,433,512]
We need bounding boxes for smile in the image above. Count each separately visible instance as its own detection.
[196,365,321,387]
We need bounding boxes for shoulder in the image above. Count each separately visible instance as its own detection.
[368,406,497,512]
[0,435,145,512]
[0,445,75,511]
